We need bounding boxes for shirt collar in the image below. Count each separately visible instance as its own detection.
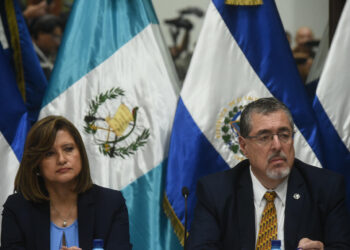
[250,166,288,206]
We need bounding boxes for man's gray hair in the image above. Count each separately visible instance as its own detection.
[239,97,294,137]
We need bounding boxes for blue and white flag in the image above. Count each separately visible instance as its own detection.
[0,0,47,233]
[165,0,325,243]
[39,0,181,249]
[313,1,350,205]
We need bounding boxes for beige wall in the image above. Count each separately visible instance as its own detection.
[276,0,328,47]
[152,0,329,49]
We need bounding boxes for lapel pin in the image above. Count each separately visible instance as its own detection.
[293,193,300,200]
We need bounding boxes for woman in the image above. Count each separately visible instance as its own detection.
[1,116,132,250]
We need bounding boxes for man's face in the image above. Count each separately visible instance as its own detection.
[239,110,295,188]
[295,27,314,46]
[35,26,62,56]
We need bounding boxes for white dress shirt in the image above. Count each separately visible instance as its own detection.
[250,166,288,250]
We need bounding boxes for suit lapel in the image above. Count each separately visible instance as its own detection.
[33,201,51,250]
[78,187,96,250]
[236,166,256,250]
[284,165,305,249]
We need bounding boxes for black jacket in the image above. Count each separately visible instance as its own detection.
[1,184,132,250]
[188,159,350,250]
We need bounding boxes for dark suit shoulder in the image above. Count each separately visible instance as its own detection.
[196,160,251,211]
[198,159,250,192]
[293,158,345,188]
[295,158,342,175]
[81,184,126,211]
[190,160,254,249]
[90,184,124,200]
[3,192,26,206]
[2,192,39,212]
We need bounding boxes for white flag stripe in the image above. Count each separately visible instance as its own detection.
[41,24,178,190]
[0,133,19,210]
[316,1,350,151]
[0,15,9,49]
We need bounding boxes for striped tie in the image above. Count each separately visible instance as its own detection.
[256,191,277,250]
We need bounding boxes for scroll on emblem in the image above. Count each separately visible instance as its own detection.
[225,0,263,6]
[105,104,134,137]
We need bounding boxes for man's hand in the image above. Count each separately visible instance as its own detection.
[23,1,47,20]
[298,237,324,250]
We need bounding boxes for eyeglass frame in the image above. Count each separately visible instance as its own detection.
[244,130,295,145]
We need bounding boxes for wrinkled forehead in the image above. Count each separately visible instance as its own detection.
[249,110,293,132]
[296,28,314,41]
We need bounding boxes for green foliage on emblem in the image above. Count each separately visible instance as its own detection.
[83,87,150,159]
[221,105,245,155]
[99,129,150,159]
[84,87,124,134]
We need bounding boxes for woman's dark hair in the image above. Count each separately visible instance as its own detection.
[14,116,93,202]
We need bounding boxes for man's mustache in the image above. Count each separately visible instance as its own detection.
[268,152,287,162]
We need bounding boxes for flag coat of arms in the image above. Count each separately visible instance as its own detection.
[0,0,47,234]
[40,0,182,249]
[164,0,326,244]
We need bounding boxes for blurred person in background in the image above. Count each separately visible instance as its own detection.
[22,0,48,21]
[293,49,313,84]
[22,0,62,19]
[30,14,63,80]
[293,27,318,84]
[294,26,314,48]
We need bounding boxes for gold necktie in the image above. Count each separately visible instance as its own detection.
[256,191,277,250]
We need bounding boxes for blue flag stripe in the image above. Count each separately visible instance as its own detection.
[313,97,350,200]
[213,0,325,166]
[0,0,47,160]
[166,98,229,226]
[42,0,158,107]
[0,45,26,154]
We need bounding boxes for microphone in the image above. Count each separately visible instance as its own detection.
[182,186,189,198]
[182,186,190,250]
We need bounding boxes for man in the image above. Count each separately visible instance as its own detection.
[188,98,350,250]
[293,50,313,84]
[294,27,314,48]
[30,14,63,80]
[292,27,316,84]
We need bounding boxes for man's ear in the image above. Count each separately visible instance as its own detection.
[239,136,248,157]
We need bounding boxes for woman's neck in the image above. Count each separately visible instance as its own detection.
[49,187,77,203]
[48,186,78,228]
[46,180,78,203]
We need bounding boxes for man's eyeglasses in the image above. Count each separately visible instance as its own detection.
[245,131,294,145]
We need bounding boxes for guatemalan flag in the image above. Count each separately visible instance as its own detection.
[164,0,327,243]
[0,0,47,233]
[313,0,350,207]
[39,1,182,249]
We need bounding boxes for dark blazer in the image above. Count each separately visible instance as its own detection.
[188,159,350,250]
[1,184,132,250]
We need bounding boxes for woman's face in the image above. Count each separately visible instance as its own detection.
[39,129,82,188]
